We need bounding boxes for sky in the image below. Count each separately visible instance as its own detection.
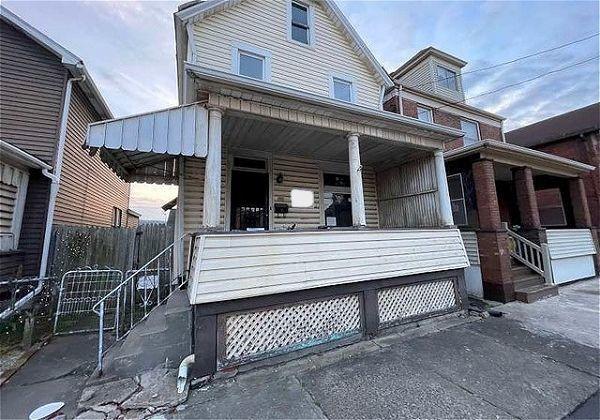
[4,0,599,220]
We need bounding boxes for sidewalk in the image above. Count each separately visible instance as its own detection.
[1,278,598,419]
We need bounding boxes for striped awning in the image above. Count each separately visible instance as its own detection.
[86,103,208,158]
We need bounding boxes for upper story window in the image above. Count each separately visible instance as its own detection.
[232,43,272,81]
[330,74,355,103]
[416,106,433,123]
[460,119,480,146]
[290,1,312,45]
[436,65,458,91]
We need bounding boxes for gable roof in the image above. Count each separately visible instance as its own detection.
[0,5,112,119]
[174,0,393,89]
[391,47,467,80]
[505,103,600,148]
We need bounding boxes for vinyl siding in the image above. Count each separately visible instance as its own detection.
[53,85,130,227]
[192,0,383,109]
[0,20,65,164]
[188,228,469,304]
[397,57,465,103]
[183,151,378,232]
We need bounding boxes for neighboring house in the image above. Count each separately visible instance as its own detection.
[385,46,597,303]
[0,7,133,280]
[505,103,599,241]
[86,0,472,376]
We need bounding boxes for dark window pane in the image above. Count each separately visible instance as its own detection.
[291,24,309,44]
[536,188,566,226]
[292,2,308,26]
[324,192,352,227]
[447,175,463,200]
[451,199,467,225]
[324,173,351,188]
[239,53,263,79]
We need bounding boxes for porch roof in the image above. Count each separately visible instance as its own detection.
[444,140,595,177]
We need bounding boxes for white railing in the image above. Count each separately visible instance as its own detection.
[92,233,192,374]
[505,227,553,283]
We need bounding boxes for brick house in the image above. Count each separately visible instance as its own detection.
[385,47,598,303]
[505,103,599,243]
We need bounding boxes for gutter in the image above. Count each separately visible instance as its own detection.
[185,62,465,140]
[38,73,85,278]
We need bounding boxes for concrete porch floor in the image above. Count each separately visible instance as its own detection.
[1,278,598,419]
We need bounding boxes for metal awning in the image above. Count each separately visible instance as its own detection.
[85,103,208,184]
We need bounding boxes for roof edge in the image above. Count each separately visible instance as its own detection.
[391,47,467,79]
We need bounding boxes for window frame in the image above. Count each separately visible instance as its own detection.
[328,72,356,103]
[416,105,433,123]
[535,188,567,227]
[112,207,123,228]
[321,171,353,228]
[435,65,458,91]
[460,118,481,146]
[288,0,314,47]
[446,173,468,226]
[231,42,272,82]
[0,163,29,252]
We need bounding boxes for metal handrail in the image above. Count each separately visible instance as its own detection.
[93,233,190,373]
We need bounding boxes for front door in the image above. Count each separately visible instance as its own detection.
[230,165,269,231]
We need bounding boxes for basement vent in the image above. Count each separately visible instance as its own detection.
[377,279,458,326]
[219,294,361,368]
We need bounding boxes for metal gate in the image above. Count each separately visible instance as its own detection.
[54,269,123,334]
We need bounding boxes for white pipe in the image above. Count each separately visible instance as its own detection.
[39,74,85,277]
[177,354,195,393]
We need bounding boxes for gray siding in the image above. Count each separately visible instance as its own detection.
[0,19,65,164]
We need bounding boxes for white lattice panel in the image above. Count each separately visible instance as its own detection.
[221,295,361,366]
[378,280,457,325]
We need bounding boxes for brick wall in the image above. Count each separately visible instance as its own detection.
[401,98,418,118]
[534,135,599,228]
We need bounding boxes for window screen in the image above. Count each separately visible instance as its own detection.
[239,52,264,80]
[332,78,353,102]
[536,188,567,226]
[291,2,310,44]
[460,119,480,146]
[436,65,458,90]
[447,174,467,225]
[417,106,432,123]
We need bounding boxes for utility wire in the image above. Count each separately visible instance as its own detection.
[402,32,599,90]
[432,55,599,112]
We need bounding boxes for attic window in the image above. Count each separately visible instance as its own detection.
[330,75,355,103]
[232,43,272,81]
[290,1,311,45]
[436,65,458,90]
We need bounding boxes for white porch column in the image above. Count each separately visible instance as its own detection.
[347,132,366,227]
[203,107,222,228]
[434,149,454,226]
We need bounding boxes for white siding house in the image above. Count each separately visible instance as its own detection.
[86,0,470,376]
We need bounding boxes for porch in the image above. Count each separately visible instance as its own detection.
[85,69,473,373]
[445,140,598,303]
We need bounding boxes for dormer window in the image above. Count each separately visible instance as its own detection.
[290,1,312,45]
[436,65,458,90]
[232,43,272,81]
[329,74,355,103]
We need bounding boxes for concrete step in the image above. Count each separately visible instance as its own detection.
[515,284,559,303]
[513,274,545,289]
[511,265,532,276]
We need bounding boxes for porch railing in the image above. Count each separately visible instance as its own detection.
[505,226,553,283]
[91,233,191,374]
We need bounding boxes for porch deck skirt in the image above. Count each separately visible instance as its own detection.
[191,229,469,376]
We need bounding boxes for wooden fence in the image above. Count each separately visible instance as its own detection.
[48,223,173,282]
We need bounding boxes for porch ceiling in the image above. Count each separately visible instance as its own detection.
[223,112,429,169]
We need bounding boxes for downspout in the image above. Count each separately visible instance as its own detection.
[397,84,404,115]
[39,73,85,277]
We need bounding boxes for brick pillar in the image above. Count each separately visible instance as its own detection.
[472,160,514,302]
[569,177,592,228]
[513,167,541,230]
